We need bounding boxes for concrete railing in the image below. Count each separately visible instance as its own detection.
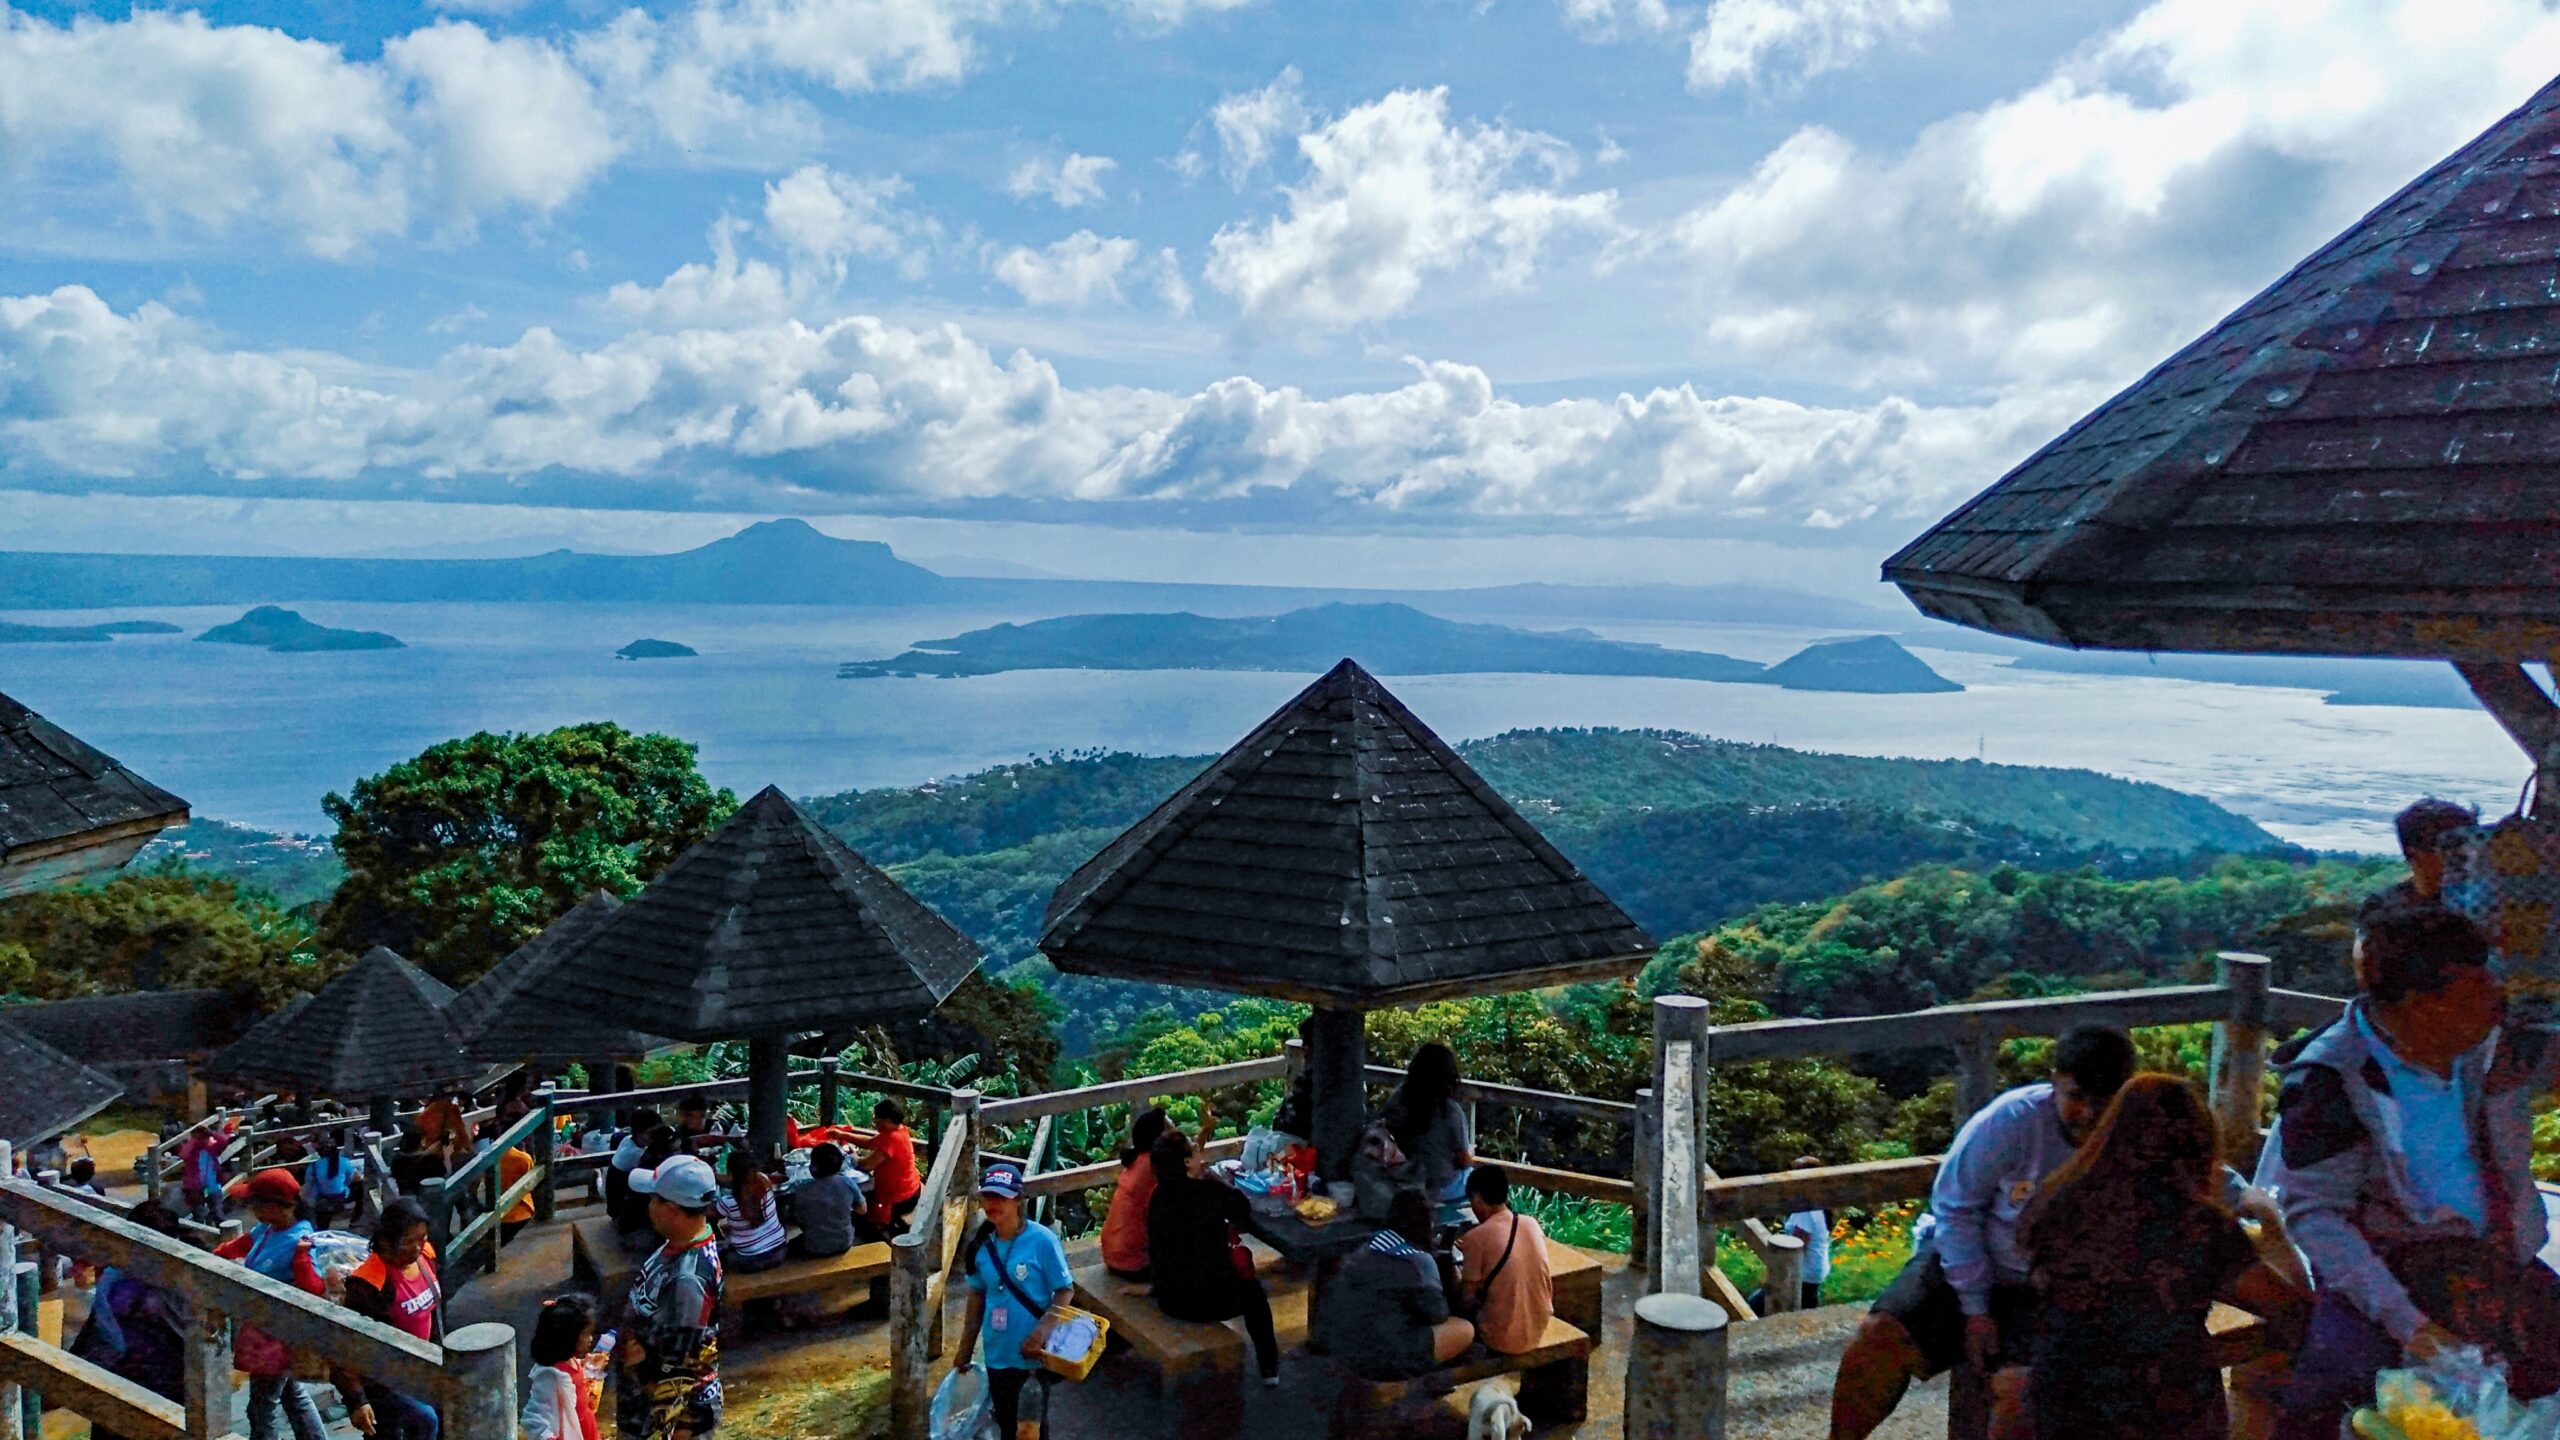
[889,1090,980,1438]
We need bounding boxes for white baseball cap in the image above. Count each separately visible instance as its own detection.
[630,1154,719,1208]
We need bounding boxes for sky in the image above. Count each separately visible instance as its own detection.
[4,0,2560,593]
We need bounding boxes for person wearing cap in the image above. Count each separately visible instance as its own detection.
[212,1169,329,1440]
[954,1161,1073,1440]
[617,1154,725,1440]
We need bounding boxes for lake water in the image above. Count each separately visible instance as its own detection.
[0,599,2534,853]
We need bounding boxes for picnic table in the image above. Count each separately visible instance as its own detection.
[1237,1188,1378,1349]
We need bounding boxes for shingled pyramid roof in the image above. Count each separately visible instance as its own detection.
[449,893,665,1065]
[1041,660,1655,1006]
[544,787,979,1040]
[1887,75,2560,661]
[0,1022,124,1148]
[0,690,188,898]
[208,947,475,1098]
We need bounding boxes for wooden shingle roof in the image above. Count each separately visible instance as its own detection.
[1887,75,2560,660]
[5,988,251,1063]
[0,690,188,898]
[448,893,666,1064]
[545,787,979,1040]
[207,947,474,1098]
[1041,660,1655,1007]
[0,1023,124,1148]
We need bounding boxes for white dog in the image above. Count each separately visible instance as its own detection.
[1467,1378,1532,1440]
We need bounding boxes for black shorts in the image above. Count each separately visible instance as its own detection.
[1870,1243,2035,1377]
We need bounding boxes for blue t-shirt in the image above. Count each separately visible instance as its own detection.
[966,1222,1072,1370]
[241,1221,313,1284]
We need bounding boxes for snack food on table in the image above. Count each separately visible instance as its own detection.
[1294,1194,1338,1224]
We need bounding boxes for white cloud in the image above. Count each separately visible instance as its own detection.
[426,304,489,335]
[1005,153,1117,208]
[606,218,795,327]
[1206,88,1619,330]
[1558,0,1678,38]
[0,282,2060,531]
[1670,0,2560,392]
[992,231,1139,306]
[384,22,621,223]
[1153,248,1194,316]
[763,166,937,280]
[1687,0,1947,91]
[1205,66,1309,188]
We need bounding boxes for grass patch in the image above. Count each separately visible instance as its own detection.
[1516,1191,1630,1253]
[76,1104,168,1138]
[716,1370,890,1440]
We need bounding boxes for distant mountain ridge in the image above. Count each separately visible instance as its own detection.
[0,519,1895,629]
[840,603,1961,692]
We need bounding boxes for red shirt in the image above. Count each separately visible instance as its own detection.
[384,1260,440,1341]
[857,1126,920,1216]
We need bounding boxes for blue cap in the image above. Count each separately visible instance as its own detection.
[978,1161,1025,1199]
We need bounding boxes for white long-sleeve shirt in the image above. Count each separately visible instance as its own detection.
[1928,1083,2077,1315]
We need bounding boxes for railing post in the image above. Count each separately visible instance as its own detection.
[1761,1231,1806,1314]
[531,1089,559,1224]
[1952,1021,1998,1130]
[817,1056,842,1128]
[1652,995,1713,1275]
[442,1321,520,1440]
[0,1143,17,1440]
[889,1233,935,1439]
[183,1306,231,1440]
[2212,953,2274,1170]
[11,1261,33,1434]
[1625,1292,1727,1439]
[420,1176,453,1266]
[1631,1088,1658,1276]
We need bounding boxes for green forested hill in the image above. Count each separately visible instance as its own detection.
[794,728,2282,1051]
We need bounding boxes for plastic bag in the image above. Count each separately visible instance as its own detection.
[2350,1345,2560,1440]
[930,1367,996,1440]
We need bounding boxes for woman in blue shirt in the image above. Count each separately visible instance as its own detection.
[952,1162,1073,1440]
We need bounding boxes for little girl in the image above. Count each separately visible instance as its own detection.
[520,1294,606,1440]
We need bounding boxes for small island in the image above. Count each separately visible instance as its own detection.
[1761,635,1964,694]
[196,606,404,652]
[0,619,183,644]
[617,639,698,660]
[839,602,1962,693]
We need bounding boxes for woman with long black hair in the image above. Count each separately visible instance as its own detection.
[1143,1131,1280,1387]
[1384,1042,1474,1207]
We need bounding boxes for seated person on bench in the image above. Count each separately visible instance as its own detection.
[715,1148,788,1275]
[1456,1165,1552,1356]
[1144,1129,1281,1388]
[854,1101,922,1237]
[784,1143,869,1257]
[1324,1188,1473,1381]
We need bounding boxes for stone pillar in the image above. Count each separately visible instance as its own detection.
[889,1233,936,1439]
[1952,1022,1998,1131]
[183,1306,231,1440]
[1624,1292,1727,1440]
[531,1087,559,1224]
[1308,1006,1367,1186]
[442,1322,520,1440]
[1631,1088,1658,1276]
[1651,995,1713,1274]
[817,1056,843,1128]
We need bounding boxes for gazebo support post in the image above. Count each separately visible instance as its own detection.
[1308,1005,1367,1185]
[2455,661,2560,815]
[747,1036,790,1161]
[369,1094,396,1135]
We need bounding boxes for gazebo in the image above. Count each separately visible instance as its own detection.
[447,892,665,1071]
[207,946,477,1130]
[0,689,188,898]
[1886,73,2560,801]
[1041,659,1657,1182]
[0,1022,126,1152]
[538,786,981,1157]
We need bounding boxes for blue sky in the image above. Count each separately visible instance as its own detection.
[4,0,2559,592]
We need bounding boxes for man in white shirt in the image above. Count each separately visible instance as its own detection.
[1783,1157,1832,1312]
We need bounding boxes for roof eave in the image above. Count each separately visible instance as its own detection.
[1042,943,1653,1009]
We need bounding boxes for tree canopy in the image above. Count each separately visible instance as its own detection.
[0,866,330,1009]
[317,722,736,986]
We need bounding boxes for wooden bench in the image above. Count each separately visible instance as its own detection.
[1328,1316,1590,1438]
[723,1241,894,1333]
[1071,1253,1291,1440]
[568,1217,640,1310]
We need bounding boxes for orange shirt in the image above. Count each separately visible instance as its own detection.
[501,1148,536,1224]
[1459,1211,1554,1355]
[1099,1154,1157,1273]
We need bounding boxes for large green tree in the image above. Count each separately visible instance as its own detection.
[318,723,736,986]
[0,867,330,1010]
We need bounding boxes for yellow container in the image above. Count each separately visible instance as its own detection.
[1030,1303,1110,1382]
